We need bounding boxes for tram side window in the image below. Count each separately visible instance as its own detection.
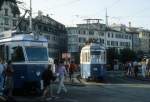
[82,53,86,63]
[82,53,85,62]
[81,53,83,62]
[87,52,90,62]
[86,52,88,62]
[11,46,25,62]
[85,53,87,62]
[101,52,105,62]
[103,52,106,63]
[0,45,5,61]
[83,52,90,62]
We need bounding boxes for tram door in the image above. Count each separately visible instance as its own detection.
[0,45,9,62]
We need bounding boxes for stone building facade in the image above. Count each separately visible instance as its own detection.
[20,12,67,58]
[0,0,20,32]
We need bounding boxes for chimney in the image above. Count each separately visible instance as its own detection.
[46,14,49,17]
[38,10,43,17]
[129,21,131,28]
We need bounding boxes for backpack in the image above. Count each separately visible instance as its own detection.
[42,69,56,81]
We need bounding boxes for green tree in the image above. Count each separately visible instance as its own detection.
[136,50,144,60]
[106,48,119,70]
[119,48,136,63]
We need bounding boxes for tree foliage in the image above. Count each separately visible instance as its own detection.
[119,48,136,63]
[106,48,119,70]
[106,48,136,69]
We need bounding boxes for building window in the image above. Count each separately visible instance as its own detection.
[108,32,110,38]
[4,18,9,25]
[111,33,114,38]
[44,26,48,32]
[83,30,86,34]
[89,30,94,35]
[102,39,104,44]
[13,20,17,27]
[38,25,42,31]
[13,13,16,17]
[53,36,56,40]
[78,30,80,34]
[116,34,119,38]
[120,42,122,46]
[107,41,110,45]
[111,41,114,46]
[101,32,104,36]
[116,42,118,46]
[79,37,86,43]
[4,8,8,16]
[71,30,75,34]
[4,27,9,30]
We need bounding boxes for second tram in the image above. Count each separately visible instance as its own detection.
[80,43,106,80]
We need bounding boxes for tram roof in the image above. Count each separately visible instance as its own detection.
[0,30,47,42]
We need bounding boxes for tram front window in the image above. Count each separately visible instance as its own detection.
[25,47,48,61]
[11,46,25,62]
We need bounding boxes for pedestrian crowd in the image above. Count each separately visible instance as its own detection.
[124,58,150,78]
[0,58,78,101]
[41,59,78,99]
[0,59,15,101]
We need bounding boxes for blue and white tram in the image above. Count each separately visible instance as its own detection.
[80,43,106,80]
[0,30,49,90]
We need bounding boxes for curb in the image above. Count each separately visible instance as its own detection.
[65,82,86,87]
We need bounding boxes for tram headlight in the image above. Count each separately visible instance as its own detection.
[36,71,41,76]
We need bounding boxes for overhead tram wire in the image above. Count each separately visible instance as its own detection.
[16,0,29,13]
[129,6,150,19]
[49,0,80,9]
[87,0,121,22]
[71,0,122,26]
[109,5,150,24]
[103,0,121,25]
[107,0,121,9]
[70,0,121,47]
[63,0,80,6]
[108,1,150,24]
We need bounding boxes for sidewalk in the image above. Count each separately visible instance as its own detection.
[109,70,150,82]
[125,75,150,82]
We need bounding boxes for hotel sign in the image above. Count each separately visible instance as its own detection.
[62,53,71,59]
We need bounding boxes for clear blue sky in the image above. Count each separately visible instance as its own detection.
[21,0,150,28]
